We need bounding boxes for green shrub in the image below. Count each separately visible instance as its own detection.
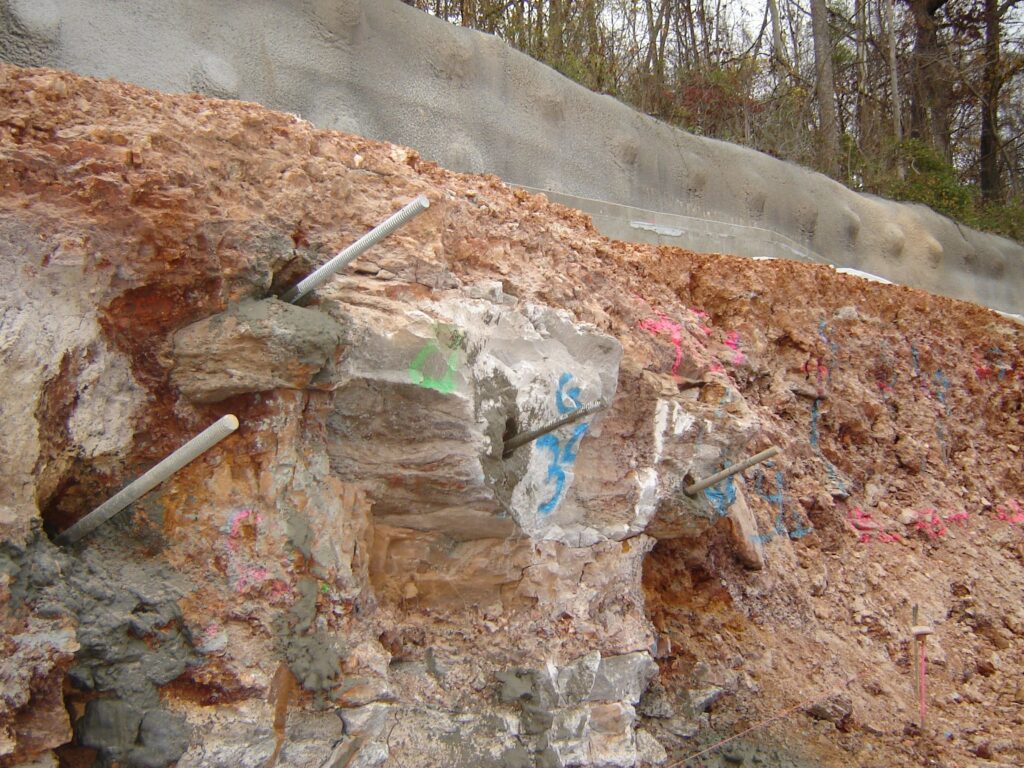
[868,140,1024,244]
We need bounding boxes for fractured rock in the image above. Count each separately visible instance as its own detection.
[586,702,637,767]
[170,298,344,403]
[589,653,658,705]
[805,693,853,729]
[323,289,622,544]
[634,729,668,766]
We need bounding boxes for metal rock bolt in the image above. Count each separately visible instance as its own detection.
[502,402,605,459]
[56,415,240,545]
[281,195,430,303]
[685,446,781,496]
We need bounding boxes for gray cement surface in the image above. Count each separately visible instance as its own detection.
[1,0,1021,315]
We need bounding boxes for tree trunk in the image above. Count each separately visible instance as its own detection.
[811,0,840,176]
[979,0,1002,200]
[767,0,788,74]
[885,0,903,145]
[546,0,565,68]
[854,0,864,126]
[906,0,951,159]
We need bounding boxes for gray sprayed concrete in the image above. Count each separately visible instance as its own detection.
[1,0,1021,316]
[2,533,194,767]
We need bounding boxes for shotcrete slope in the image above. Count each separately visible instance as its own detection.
[1,0,1022,315]
[0,66,1022,768]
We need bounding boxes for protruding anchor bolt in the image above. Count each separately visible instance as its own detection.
[56,415,240,545]
[684,445,781,496]
[502,402,605,459]
[280,195,430,304]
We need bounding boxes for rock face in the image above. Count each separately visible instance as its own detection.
[0,65,1022,768]
[171,298,344,403]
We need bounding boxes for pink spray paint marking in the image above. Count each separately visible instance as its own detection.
[848,507,903,544]
[973,353,995,380]
[803,357,829,397]
[687,307,713,336]
[995,499,1024,525]
[724,330,746,365]
[227,508,263,548]
[224,508,276,595]
[639,314,685,375]
[911,508,948,539]
[945,510,970,525]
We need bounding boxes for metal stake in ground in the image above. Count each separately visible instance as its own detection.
[280,195,430,304]
[56,415,240,545]
[685,446,781,496]
[912,620,934,729]
[911,605,920,716]
[502,402,605,459]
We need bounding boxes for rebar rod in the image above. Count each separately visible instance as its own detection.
[685,446,781,496]
[280,195,430,303]
[911,605,920,717]
[56,415,240,545]
[502,402,604,459]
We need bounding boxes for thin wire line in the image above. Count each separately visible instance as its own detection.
[666,671,861,768]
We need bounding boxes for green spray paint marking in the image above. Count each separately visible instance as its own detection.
[409,340,459,393]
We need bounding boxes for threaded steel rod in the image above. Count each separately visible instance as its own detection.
[56,415,240,545]
[685,445,781,496]
[502,402,605,459]
[281,195,430,303]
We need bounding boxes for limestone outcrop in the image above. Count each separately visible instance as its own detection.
[0,66,1022,768]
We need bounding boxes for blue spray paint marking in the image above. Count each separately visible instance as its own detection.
[933,369,952,463]
[750,469,787,544]
[909,342,939,399]
[703,474,736,519]
[536,424,589,515]
[810,398,846,495]
[933,370,950,410]
[810,398,822,449]
[935,422,950,464]
[988,347,1011,380]
[750,468,812,544]
[555,372,583,414]
[822,460,847,495]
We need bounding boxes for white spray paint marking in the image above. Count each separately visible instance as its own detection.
[631,468,659,533]
[671,402,695,436]
[653,399,670,464]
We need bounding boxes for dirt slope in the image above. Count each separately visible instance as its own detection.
[0,65,1022,768]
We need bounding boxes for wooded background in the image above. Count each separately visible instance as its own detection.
[401,0,1024,241]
